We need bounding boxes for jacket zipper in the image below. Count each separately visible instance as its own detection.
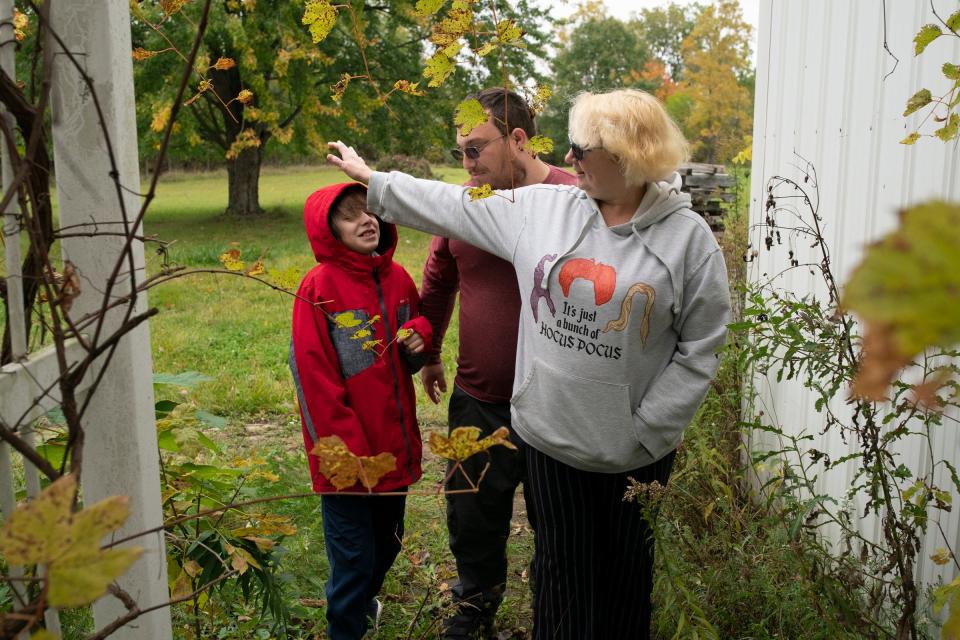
[373,269,416,482]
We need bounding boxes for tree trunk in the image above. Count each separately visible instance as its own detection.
[208,54,265,217]
[226,144,264,216]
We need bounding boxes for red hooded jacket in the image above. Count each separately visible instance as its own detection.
[290,182,432,493]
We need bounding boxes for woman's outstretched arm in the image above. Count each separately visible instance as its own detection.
[326,140,540,262]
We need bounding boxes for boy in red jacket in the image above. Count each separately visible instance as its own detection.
[290,182,432,640]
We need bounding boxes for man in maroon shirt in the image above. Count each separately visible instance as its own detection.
[419,87,577,639]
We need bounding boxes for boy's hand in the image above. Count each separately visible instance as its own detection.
[398,330,424,354]
[420,364,447,404]
[326,141,372,184]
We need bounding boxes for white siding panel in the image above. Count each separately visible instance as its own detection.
[749,0,960,597]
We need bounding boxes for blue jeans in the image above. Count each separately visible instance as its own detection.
[321,494,406,640]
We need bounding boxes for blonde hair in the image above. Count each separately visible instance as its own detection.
[568,89,689,185]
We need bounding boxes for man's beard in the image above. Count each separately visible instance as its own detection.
[489,158,527,190]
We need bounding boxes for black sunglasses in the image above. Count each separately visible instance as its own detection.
[450,134,507,162]
[568,138,593,162]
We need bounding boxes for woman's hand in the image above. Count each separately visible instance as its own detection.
[326,140,373,184]
[398,330,425,354]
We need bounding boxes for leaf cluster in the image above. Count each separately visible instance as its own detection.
[901,9,960,145]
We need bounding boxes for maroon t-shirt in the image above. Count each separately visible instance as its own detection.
[419,164,578,403]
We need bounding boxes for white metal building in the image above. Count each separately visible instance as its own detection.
[748,0,960,599]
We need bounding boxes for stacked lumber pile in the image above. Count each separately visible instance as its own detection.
[677,162,736,232]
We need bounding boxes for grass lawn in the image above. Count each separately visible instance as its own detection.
[143,164,535,638]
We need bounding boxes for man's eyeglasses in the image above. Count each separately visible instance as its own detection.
[568,138,595,162]
[450,134,507,162]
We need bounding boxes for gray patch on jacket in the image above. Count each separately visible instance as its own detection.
[327,308,376,379]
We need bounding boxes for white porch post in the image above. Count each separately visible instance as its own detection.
[48,1,172,637]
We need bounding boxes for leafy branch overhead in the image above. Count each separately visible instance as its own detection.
[901,10,960,144]
[0,475,142,608]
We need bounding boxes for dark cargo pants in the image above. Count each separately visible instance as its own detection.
[445,385,535,612]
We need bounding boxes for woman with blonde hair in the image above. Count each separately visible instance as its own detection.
[327,88,730,638]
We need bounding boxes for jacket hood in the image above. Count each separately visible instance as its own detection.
[610,172,691,235]
[303,182,398,274]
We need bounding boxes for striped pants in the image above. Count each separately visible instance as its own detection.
[525,445,675,639]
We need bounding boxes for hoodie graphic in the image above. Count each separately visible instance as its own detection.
[290,182,432,493]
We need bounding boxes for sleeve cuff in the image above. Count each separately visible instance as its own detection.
[367,171,389,219]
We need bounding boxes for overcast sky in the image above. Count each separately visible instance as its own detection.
[539,0,760,52]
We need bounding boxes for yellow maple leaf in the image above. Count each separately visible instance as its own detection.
[303,0,338,44]
[237,88,254,105]
[467,184,493,201]
[495,19,524,44]
[356,453,397,490]
[309,435,397,490]
[431,3,472,46]
[396,327,413,340]
[454,98,488,136]
[523,135,553,155]
[423,50,455,88]
[334,311,362,329]
[393,79,425,96]
[0,474,142,609]
[362,339,384,352]
[219,248,244,271]
[415,0,446,16]
[530,84,552,114]
[351,328,372,340]
[429,426,516,462]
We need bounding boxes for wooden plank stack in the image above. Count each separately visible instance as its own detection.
[677,162,736,232]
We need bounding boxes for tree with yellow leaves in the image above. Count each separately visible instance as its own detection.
[678,0,754,164]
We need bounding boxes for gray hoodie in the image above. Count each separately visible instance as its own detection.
[368,171,730,473]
